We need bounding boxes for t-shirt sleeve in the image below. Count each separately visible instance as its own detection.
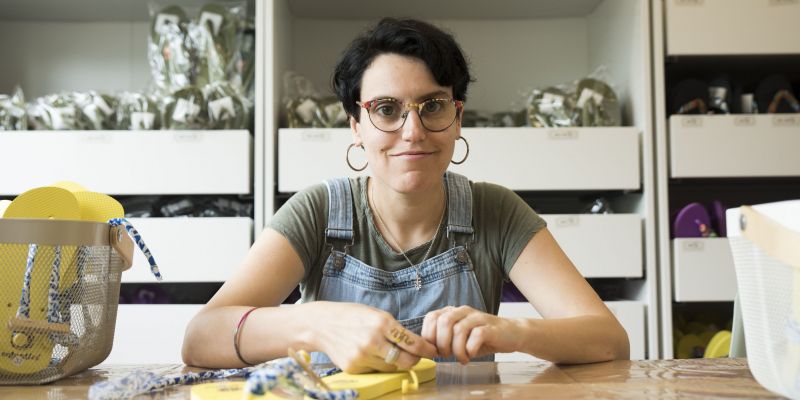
[474,182,547,277]
[266,183,328,279]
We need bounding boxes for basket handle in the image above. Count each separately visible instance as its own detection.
[110,225,133,271]
[740,205,800,268]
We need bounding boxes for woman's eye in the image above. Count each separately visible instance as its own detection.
[375,102,399,116]
[423,100,444,113]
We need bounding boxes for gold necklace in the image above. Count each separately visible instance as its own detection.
[369,182,446,290]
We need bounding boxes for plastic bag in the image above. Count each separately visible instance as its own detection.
[74,91,117,130]
[162,86,207,129]
[527,66,621,127]
[203,81,249,129]
[148,1,246,93]
[27,93,82,130]
[0,86,27,130]
[283,71,348,128]
[116,92,162,130]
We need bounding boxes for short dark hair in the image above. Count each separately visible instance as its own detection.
[332,18,473,121]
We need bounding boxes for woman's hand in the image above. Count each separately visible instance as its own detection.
[307,301,438,374]
[421,305,520,364]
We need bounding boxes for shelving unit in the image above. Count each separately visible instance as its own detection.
[0,0,262,364]
[653,0,800,358]
[267,0,658,359]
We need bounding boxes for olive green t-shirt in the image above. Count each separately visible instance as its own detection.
[268,176,546,315]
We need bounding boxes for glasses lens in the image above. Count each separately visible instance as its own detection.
[368,100,404,132]
[420,99,457,131]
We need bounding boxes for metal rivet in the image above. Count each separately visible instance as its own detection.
[12,333,29,348]
[740,214,747,231]
[333,257,344,269]
[456,250,469,264]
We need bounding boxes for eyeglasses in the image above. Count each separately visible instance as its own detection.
[357,98,463,133]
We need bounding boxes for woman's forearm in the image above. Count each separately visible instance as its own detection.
[182,304,317,368]
[512,315,630,364]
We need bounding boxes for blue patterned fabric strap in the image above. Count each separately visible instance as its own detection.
[16,244,38,318]
[88,366,247,400]
[46,245,63,324]
[244,357,357,400]
[444,171,474,237]
[108,218,162,280]
[88,357,353,400]
[324,178,355,242]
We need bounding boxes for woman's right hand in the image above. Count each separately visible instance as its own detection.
[306,301,438,373]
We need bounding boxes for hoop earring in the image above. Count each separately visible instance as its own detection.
[346,143,368,171]
[451,136,469,164]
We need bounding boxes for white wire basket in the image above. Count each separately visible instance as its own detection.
[0,218,133,385]
[727,200,800,399]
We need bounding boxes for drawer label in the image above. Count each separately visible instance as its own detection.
[174,131,201,142]
[682,240,704,251]
[81,132,112,143]
[680,117,703,128]
[555,216,579,227]
[772,115,800,127]
[301,131,331,142]
[733,116,756,127]
[548,129,579,140]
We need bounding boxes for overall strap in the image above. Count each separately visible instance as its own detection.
[444,171,474,245]
[324,178,355,253]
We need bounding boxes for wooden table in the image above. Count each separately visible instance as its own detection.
[0,358,784,399]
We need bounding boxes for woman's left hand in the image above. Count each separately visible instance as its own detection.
[421,305,519,364]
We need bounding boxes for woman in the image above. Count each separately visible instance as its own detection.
[182,18,629,373]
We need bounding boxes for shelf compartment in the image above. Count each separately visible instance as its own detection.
[665,0,800,56]
[0,130,252,195]
[105,304,202,364]
[497,301,645,360]
[123,217,253,283]
[541,214,643,278]
[669,115,800,178]
[278,127,641,192]
[672,238,737,302]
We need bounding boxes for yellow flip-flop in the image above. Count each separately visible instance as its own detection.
[190,358,437,400]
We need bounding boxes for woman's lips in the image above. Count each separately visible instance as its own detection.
[392,151,433,160]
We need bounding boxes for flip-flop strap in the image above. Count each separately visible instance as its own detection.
[768,89,800,113]
[108,218,162,280]
[677,98,708,114]
[16,244,38,318]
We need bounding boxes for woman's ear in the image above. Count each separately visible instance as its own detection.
[350,116,362,145]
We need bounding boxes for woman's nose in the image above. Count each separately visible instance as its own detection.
[400,109,427,142]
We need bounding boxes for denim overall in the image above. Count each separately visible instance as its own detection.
[313,171,493,363]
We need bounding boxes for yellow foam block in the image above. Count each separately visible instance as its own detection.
[190,358,436,400]
[2,187,81,220]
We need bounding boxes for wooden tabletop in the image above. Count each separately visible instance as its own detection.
[0,358,784,399]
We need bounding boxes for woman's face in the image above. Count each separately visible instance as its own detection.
[352,53,461,194]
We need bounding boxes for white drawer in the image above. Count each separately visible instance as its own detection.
[542,214,643,278]
[278,127,641,192]
[670,115,800,178]
[496,301,646,361]
[665,0,800,55]
[0,130,252,195]
[673,238,737,302]
[123,217,253,283]
[103,304,202,364]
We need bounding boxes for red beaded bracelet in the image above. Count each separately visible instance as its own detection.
[233,307,259,366]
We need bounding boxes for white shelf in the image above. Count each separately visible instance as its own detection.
[665,0,800,56]
[123,217,253,283]
[542,214,643,278]
[669,115,800,178]
[104,304,202,364]
[672,238,737,302]
[0,130,252,195]
[278,127,641,192]
[496,301,646,361]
